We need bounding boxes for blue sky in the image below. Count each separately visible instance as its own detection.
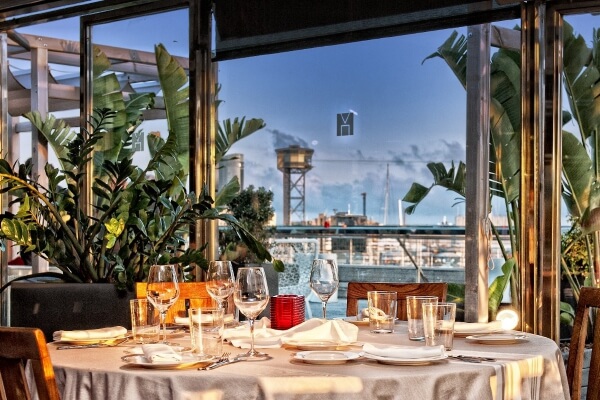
[17,11,600,226]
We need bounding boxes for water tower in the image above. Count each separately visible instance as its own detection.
[276,145,314,225]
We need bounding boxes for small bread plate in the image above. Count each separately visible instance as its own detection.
[465,333,527,345]
[361,353,448,366]
[339,317,369,326]
[294,351,361,365]
[121,354,215,369]
[453,330,504,338]
[285,340,356,351]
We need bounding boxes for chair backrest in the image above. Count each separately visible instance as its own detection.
[567,286,600,400]
[135,282,216,323]
[0,327,61,400]
[346,282,448,320]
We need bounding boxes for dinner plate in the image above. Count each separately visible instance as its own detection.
[120,354,215,369]
[361,352,448,366]
[294,351,361,365]
[465,333,528,345]
[285,340,355,351]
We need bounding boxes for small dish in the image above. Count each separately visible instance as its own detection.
[465,333,528,345]
[294,351,360,365]
[339,317,369,326]
[120,354,215,369]
[361,352,448,366]
[284,340,354,351]
[453,330,503,338]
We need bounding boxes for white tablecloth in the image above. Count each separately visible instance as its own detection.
[44,322,570,400]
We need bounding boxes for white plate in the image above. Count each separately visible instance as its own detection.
[361,352,448,366]
[340,317,369,326]
[294,351,361,365]
[285,340,355,351]
[465,334,528,345]
[121,354,215,369]
[453,330,504,338]
[123,346,191,355]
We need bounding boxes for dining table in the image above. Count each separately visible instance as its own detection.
[43,320,570,400]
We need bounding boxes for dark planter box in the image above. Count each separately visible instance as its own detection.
[10,282,134,342]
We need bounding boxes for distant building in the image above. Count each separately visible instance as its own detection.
[218,153,244,191]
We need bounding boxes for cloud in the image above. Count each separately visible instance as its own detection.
[269,129,309,149]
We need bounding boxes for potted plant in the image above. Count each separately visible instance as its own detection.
[0,44,283,337]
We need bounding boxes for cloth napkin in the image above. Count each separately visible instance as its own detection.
[53,326,127,341]
[224,318,359,349]
[362,343,445,359]
[454,320,503,333]
[141,344,183,363]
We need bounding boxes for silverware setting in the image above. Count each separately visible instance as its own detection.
[56,337,130,350]
[448,355,497,363]
[199,352,243,370]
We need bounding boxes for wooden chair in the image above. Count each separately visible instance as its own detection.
[0,326,61,400]
[346,282,448,320]
[567,286,600,400]
[135,282,217,324]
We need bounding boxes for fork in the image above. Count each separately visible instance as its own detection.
[199,352,230,370]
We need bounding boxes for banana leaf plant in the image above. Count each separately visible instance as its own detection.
[0,44,283,293]
[403,22,600,321]
[561,23,600,302]
[403,29,522,319]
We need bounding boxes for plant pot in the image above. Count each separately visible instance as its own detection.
[9,282,134,342]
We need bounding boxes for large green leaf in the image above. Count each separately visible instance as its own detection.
[155,43,189,176]
[216,117,266,164]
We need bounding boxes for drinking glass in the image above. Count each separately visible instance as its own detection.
[233,267,270,360]
[146,264,180,344]
[206,261,235,311]
[309,259,339,319]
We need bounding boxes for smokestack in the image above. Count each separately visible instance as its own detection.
[361,192,366,216]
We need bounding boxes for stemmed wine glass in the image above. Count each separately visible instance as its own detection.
[233,267,270,361]
[309,259,339,319]
[146,264,180,344]
[206,261,235,311]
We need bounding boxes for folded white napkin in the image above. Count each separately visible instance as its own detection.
[224,318,359,349]
[53,326,127,341]
[174,313,234,325]
[362,343,445,359]
[141,344,183,363]
[454,320,503,333]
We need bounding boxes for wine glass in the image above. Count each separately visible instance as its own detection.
[206,261,235,311]
[233,267,270,361]
[309,259,339,319]
[146,264,180,344]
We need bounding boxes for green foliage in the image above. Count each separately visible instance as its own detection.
[0,45,281,292]
[218,185,276,265]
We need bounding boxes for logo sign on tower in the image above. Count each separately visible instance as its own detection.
[337,112,354,136]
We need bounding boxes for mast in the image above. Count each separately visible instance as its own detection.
[383,164,389,225]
